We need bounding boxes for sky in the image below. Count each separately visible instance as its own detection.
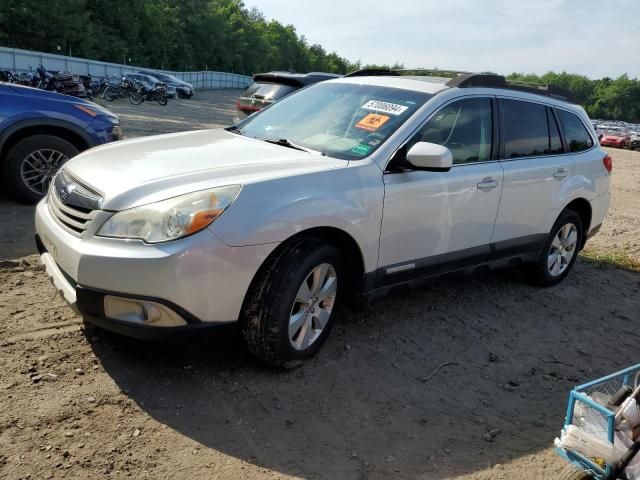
[246,0,640,79]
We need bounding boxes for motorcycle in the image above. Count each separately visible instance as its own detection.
[80,74,101,99]
[0,70,39,87]
[129,80,168,106]
[36,65,87,98]
[102,76,135,101]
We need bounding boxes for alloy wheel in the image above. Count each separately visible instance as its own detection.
[547,223,578,276]
[289,263,337,351]
[20,149,68,195]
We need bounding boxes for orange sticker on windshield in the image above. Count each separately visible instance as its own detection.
[355,113,390,132]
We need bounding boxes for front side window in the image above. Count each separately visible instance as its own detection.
[235,82,432,160]
[502,99,550,158]
[406,98,493,164]
[557,109,594,152]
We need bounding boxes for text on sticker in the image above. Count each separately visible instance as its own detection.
[362,100,409,116]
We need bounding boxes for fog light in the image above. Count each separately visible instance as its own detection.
[104,296,187,327]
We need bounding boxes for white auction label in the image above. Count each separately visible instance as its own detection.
[362,100,409,116]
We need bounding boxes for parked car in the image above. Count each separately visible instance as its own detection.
[35,71,610,367]
[139,71,193,98]
[236,71,340,119]
[126,73,176,98]
[630,133,640,150]
[600,132,629,148]
[0,82,122,203]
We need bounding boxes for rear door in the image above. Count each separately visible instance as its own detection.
[491,97,572,252]
[377,96,504,286]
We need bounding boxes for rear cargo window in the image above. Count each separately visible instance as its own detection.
[557,109,594,152]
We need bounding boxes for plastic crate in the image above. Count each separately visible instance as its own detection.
[556,364,640,479]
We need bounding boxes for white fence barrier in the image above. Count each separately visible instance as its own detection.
[0,46,253,89]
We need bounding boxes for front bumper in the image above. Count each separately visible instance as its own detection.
[35,197,278,336]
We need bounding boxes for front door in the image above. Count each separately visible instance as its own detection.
[377,97,503,287]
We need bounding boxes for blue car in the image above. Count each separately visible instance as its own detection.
[0,82,122,203]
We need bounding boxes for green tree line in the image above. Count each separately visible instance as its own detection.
[0,0,358,74]
[507,72,640,123]
[1,1,639,122]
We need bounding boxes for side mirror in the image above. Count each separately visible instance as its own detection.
[406,142,453,172]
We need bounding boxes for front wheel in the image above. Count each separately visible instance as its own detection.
[241,238,343,368]
[524,209,583,286]
[3,135,78,204]
[157,92,168,106]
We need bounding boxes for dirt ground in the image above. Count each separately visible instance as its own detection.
[1,91,639,480]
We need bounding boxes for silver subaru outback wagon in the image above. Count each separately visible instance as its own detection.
[35,70,610,367]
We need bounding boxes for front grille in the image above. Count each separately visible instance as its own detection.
[49,187,99,235]
[48,171,102,236]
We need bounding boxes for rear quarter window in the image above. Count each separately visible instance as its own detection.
[557,109,594,152]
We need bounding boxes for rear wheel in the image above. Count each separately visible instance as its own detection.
[524,209,583,286]
[4,135,78,203]
[104,87,117,101]
[129,91,144,105]
[241,238,343,368]
[157,92,168,106]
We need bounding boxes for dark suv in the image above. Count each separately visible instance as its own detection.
[236,71,340,118]
[0,82,122,203]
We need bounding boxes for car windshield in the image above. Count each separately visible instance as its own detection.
[158,73,181,83]
[233,82,431,160]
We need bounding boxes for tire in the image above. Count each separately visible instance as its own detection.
[524,209,583,287]
[129,92,144,105]
[157,93,168,106]
[104,87,116,101]
[556,466,592,480]
[241,237,344,368]
[3,135,79,204]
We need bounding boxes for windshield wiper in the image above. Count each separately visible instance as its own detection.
[226,125,243,135]
[262,138,325,156]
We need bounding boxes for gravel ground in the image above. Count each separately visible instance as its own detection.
[0,91,639,480]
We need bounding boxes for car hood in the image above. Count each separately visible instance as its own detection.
[62,129,347,210]
[7,83,117,118]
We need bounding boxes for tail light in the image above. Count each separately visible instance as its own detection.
[603,154,613,173]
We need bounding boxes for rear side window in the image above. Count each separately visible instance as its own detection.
[502,99,549,158]
[557,109,594,152]
[243,82,296,101]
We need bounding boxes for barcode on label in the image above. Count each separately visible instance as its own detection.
[362,100,409,116]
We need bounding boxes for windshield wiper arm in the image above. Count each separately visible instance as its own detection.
[262,138,325,155]
[226,125,243,135]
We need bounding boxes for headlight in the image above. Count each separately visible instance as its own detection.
[97,185,241,243]
[111,124,124,140]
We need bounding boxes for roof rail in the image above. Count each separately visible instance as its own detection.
[344,68,399,77]
[344,69,577,103]
[446,73,576,103]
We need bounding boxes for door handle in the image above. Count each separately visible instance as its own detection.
[477,178,499,191]
[553,168,569,179]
